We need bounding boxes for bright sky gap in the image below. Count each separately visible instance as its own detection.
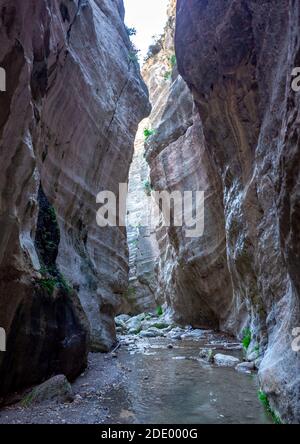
[123,0,169,59]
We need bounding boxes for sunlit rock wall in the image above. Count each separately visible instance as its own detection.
[123,123,159,314]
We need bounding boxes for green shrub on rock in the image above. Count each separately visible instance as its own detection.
[258,390,282,424]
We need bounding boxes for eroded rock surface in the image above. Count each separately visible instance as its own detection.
[144,0,233,328]
[0,0,149,396]
[175,0,300,423]
[140,0,300,423]
[123,123,159,314]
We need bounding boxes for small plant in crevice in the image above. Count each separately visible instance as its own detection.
[49,207,57,222]
[143,180,153,196]
[162,54,177,82]
[126,26,136,37]
[128,42,140,64]
[258,390,282,424]
[144,128,155,140]
[38,276,57,296]
[59,273,73,294]
[34,186,73,296]
[37,266,73,296]
[254,343,260,357]
[35,187,60,268]
[164,71,172,81]
[156,305,163,317]
[128,51,139,63]
[242,327,252,351]
[169,54,177,68]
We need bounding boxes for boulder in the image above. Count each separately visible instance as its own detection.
[181,329,206,340]
[115,314,131,325]
[167,327,185,340]
[214,354,240,368]
[126,314,145,334]
[139,328,165,338]
[22,375,74,406]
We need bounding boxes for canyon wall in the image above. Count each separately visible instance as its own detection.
[0,0,149,397]
[174,0,299,423]
[144,0,299,422]
[124,122,159,314]
[144,0,233,327]
[123,0,181,315]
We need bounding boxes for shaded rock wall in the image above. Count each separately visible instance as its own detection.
[0,0,149,396]
[175,0,300,423]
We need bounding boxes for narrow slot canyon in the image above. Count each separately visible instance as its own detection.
[0,0,299,426]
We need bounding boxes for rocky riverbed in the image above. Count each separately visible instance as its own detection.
[0,313,271,424]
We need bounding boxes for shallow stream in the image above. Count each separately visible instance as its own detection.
[102,337,272,424]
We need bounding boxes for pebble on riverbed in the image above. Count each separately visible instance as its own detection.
[235,361,255,373]
[199,348,214,363]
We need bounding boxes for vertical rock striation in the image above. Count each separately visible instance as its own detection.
[124,123,159,315]
[123,0,182,315]
[0,0,149,397]
[175,0,300,423]
[144,0,233,327]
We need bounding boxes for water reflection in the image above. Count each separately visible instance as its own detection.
[102,339,272,424]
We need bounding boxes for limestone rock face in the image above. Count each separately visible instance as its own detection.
[143,0,233,327]
[176,0,300,423]
[124,123,159,315]
[122,0,179,315]
[0,0,149,396]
